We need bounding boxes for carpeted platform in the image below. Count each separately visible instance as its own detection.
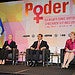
[0,65,75,75]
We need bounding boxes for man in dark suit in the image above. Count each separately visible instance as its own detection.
[26,34,50,66]
[30,34,49,50]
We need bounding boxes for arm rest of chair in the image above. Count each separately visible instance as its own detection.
[60,49,65,63]
[60,49,65,55]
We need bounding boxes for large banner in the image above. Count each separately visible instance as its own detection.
[0,0,75,54]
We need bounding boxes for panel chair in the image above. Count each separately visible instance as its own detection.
[60,49,75,67]
[5,45,19,65]
[26,49,50,67]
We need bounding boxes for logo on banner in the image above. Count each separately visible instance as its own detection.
[0,19,4,36]
[25,1,69,23]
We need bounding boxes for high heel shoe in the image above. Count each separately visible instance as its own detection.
[0,60,2,64]
[1,60,5,64]
[65,64,69,68]
[61,64,65,69]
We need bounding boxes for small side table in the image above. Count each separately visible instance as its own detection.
[19,52,26,64]
[50,53,60,67]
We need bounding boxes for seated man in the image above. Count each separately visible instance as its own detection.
[26,34,50,66]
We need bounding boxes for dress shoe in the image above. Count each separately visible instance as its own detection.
[29,62,33,67]
[34,61,38,66]
[32,63,35,67]
[31,62,38,67]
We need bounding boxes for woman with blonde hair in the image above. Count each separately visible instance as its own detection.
[61,32,75,68]
[0,34,16,64]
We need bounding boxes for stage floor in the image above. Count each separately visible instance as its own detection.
[0,64,75,75]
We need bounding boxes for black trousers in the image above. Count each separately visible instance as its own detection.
[0,48,6,60]
[0,48,13,60]
[26,49,50,62]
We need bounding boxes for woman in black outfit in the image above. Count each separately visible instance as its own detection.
[0,34,16,64]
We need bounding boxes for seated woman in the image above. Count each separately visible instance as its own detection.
[0,48,5,64]
[61,32,75,68]
[1,34,17,64]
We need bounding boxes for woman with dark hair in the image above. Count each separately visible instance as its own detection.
[61,32,75,68]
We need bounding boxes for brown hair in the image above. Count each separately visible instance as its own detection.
[70,32,75,36]
[38,34,43,37]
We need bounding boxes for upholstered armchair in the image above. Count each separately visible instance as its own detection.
[26,49,50,66]
[60,49,75,66]
[5,45,19,65]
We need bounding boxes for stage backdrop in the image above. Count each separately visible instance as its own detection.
[0,0,75,62]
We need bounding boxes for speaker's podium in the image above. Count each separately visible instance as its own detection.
[26,49,50,66]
